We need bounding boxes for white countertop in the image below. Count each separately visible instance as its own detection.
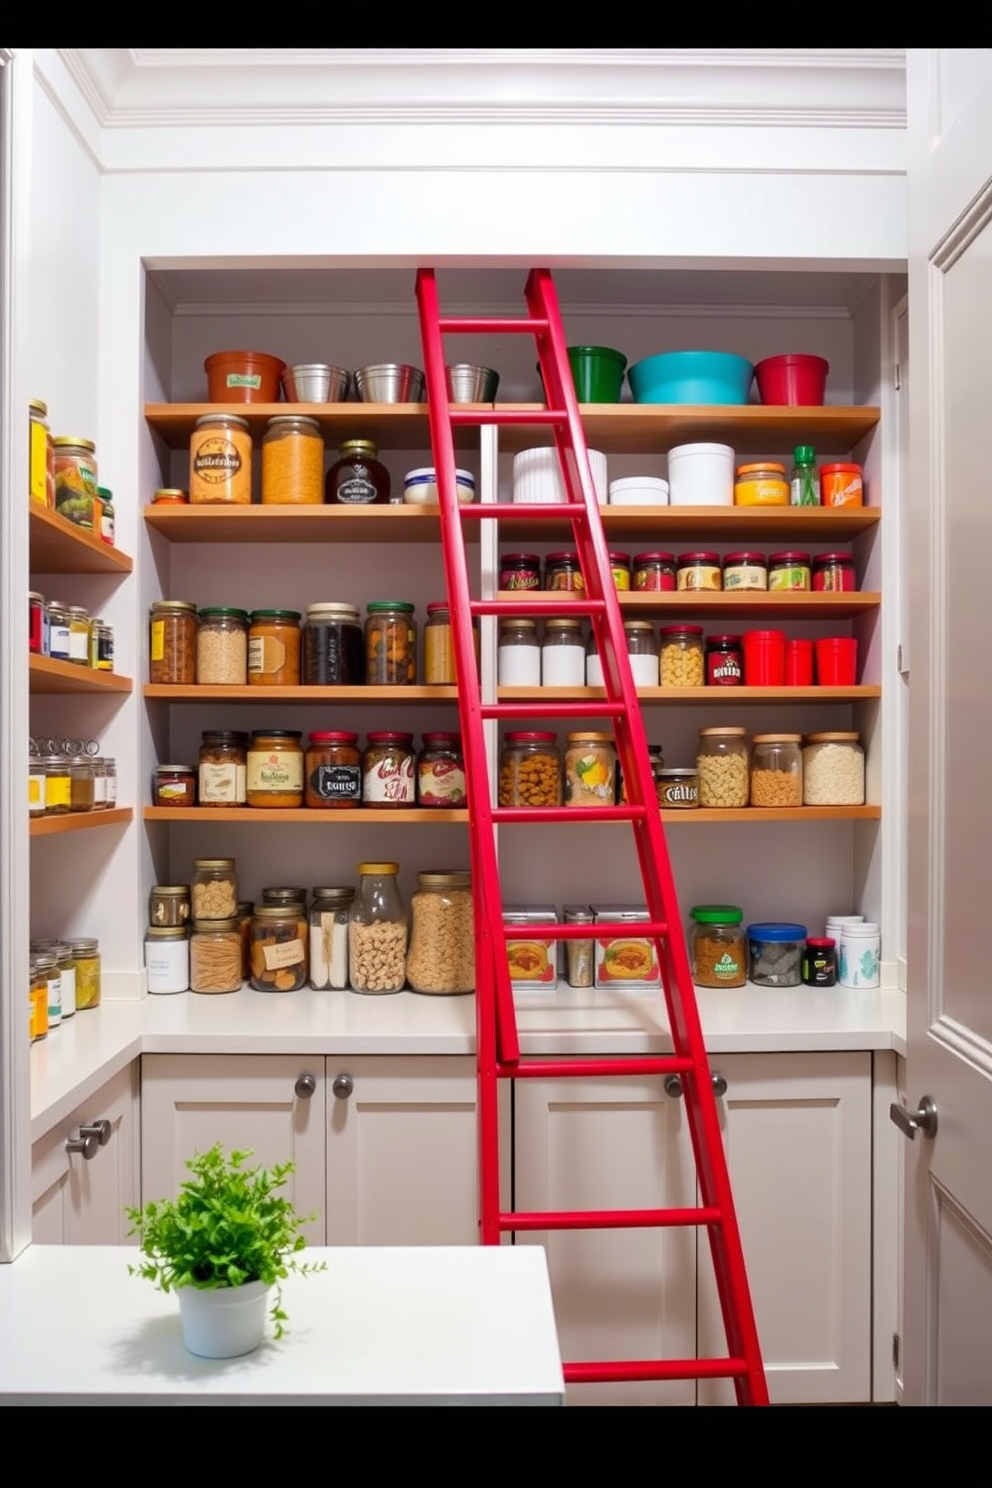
[0,1245,564,1406]
[32,982,906,1142]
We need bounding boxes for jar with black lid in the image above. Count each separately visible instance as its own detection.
[262,886,309,912]
[303,602,363,685]
[499,553,542,591]
[325,438,391,505]
[198,730,248,807]
[705,634,743,687]
[545,551,585,592]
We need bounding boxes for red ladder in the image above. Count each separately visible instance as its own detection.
[415,266,768,1405]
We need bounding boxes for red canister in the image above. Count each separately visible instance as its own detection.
[742,629,786,686]
[784,638,814,686]
[820,463,863,508]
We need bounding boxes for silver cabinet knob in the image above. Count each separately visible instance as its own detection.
[295,1073,317,1099]
[664,1072,727,1099]
[711,1072,728,1098]
[332,1073,353,1100]
[65,1131,98,1161]
[890,1095,938,1141]
[80,1119,112,1146]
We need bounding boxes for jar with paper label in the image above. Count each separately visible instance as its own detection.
[29,747,45,819]
[309,887,354,990]
[247,729,304,808]
[247,610,302,686]
[249,904,309,992]
[149,885,191,928]
[29,956,49,1042]
[145,926,190,995]
[362,731,415,807]
[348,862,408,995]
[498,617,540,687]
[689,905,747,988]
[29,400,54,508]
[40,755,71,816]
[35,951,61,1029]
[325,438,391,505]
[564,732,617,808]
[406,871,475,995]
[305,731,362,809]
[67,607,90,665]
[417,733,466,807]
[198,731,248,807]
[149,600,198,685]
[189,413,252,505]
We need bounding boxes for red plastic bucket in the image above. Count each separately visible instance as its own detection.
[815,637,858,686]
[754,355,829,406]
[742,629,786,686]
[784,639,814,686]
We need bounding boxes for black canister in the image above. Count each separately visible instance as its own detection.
[802,937,837,988]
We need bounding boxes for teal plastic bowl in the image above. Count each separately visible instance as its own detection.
[628,351,754,406]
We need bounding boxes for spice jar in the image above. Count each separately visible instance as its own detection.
[197,607,249,684]
[723,552,768,592]
[365,601,417,685]
[190,917,243,994]
[623,619,659,687]
[40,754,71,816]
[660,624,705,687]
[67,937,101,1009]
[402,467,475,505]
[247,609,302,686]
[811,552,857,593]
[406,870,475,995]
[310,887,355,990]
[35,951,60,1029]
[545,551,585,592]
[563,905,595,988]
[151,487,188,506]
[246,729,304,808]
[49,942,76,1018]
[97,486,115,545]
[67,606,90,665]
[697,726,750,808]
[733,461,789,506]
[153,764,196,807]
[261,415,324,505]
[750,734,803,807]
[189,413,252,505]
[705,634,744,687]
[689,905,747,988]
[149,885,191,928]
[67,754,96,813]
[88,619,114,671]
[305,730,362,809]
[325,438,391,505]
[417,732,466,808]
[29,592,47,655]
[47,601,70,662]
[362,731,416,807]
[348,862,408,994]
[499,553,542,591]
[677,551,722,591]
[802,731,865,805]
[249,904,309,992]
[768,551,811,592]
[30,957,49,1043]
[498,617,541,687]
[198,730,248,807]
[303,602,363,685]
[29,400,54,508]
[145,926,190,995]
[564,732,617,808]
[149,601,198,685]
[53,436,98,526]
[632,552,676,592]
[28,748,45,819]
[423,602,456,685]
[499,731,561,807]
[191,858,238,921]
[542,617,586,687]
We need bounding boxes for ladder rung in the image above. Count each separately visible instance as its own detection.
[500,1206,721,1232]
[481,700,627,720]
[495,1055,686,1079]
[471,597,606,619]
[501,922,669,943]
[457,502,587,519]
[450,409,567,429]
[437,315,549,334]
[492,804,648,824]
[564,1357,749,1385]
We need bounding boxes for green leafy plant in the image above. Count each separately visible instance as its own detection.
[124,1143,326,1338]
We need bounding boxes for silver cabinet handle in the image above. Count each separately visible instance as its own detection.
[711,1072,728,1098]
[890,1095,938,1141]
[664,1072,727,1099]
[295,1073,317,1099]
[80,1119,112,1146]
[332,1073,354,1100]
[65,1131,99,1161]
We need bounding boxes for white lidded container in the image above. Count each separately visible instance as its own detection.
[513,446,608,504]
[838,921,880,989]
[608,475,669,506]
[667,442,735,506]
[403,467,476,504]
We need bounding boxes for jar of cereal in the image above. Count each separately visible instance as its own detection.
[348,862,408,994]
[660,624,704,688]
[696,726,749,809]
[405,870,475,995]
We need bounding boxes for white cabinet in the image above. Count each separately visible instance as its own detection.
[32,1063,140,1244]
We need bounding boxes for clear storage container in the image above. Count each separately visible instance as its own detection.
[689,905,747,988]
[499,731,561,807]
[802,731,865,805]
[498,617,541,687]
[309,887,354,990]
[749,733,803,808]
[261,414,324,505]
[197,607,249,684]
[405,870,475,995]
[348,862,408,994]
[249,904,309,992]
[696,726,749,808]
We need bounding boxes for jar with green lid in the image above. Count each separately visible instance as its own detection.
[365,601,417,684]
[149,600,198,684]
[309,887,355,990]
[197,607,248,684]
[190,917,242,994]
[688,905,747,988]
[249,904,309,992]
[348,862,408,994]
[247,609,302,686]
[261,414,324,505]
[67,938,100,1009]
[96,485,115,545]
[191,858,238,920]
[53,436,98,526]
[325,439,391,505]
[405,870,475,995]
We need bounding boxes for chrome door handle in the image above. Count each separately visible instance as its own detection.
[80,1119,112,1146]
[664,1072,727,1099]
[889,1095,938,1141]
[332,1073,353,1100]
[65,1131,99,1160]
[295,1073,317,1099]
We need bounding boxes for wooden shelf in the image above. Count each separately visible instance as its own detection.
[143,503,478,545]
[498,685,881,705]
[498,504,880,544]
[29,507,133,575]
[30,656,133,696]
[497,590,880,619]
[145,402,477,451]
[144,683,458,703]
[661,806,880,822]
[31,807,133,838]
[144,807,468,824]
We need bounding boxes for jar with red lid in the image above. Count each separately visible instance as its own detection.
[723,552,768,592]
[768,552,811,591]
[811,552,857,592]
[677,551,722,592]
[498,731,561,807]
[545,551,585,592]
[609,552,631,590]
[362,731,416,807]
[417,732,466,808]
[305,731,362,809]
[660,624,705,687]
[705,635,743,687]
[632,552,676,592]
[500,553,542,591]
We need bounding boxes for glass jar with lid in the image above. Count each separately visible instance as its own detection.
[310,887,355,990]
[67,754,96,813]
[29,956,49,1043]
[365,601,417,684]
[145,926,190,995]
[498,617,540,687]
[499,731,561,807]
[190,917,243,994]
[191,857,238,921]
[733,461,789,506]
[198,730,248,807]
[325,438,391,505]
[47,601,71,662]
[29,592,47,655]
[32,939,76,1018]
[541,617,586,687]
[768,551,811,592]
[29,746,45,818]
[802,731,865,805]
[417,732,466,808]
[348,862,408,994]
[261,415,324,505]
[152,487,189,506]
[608,552,632,590]
[249,904,309,991]
[197,607,249,685]
[29,399,54,508]
[35,951,61,1029]
[405,870,475,995]
[305,730,362,809]
[246,729,304,808]
[362,731,416,807]
[705,634,744,687]
[67,606,91,665]
[659,624,705,687]
[247,610,302,686]
[499,553,542,591]
[149,600,199,685]
[618,744,666,806]
[303,602,364,685]
[750,733,803,807]
[688,905,747,988]
[189,413,252,505]
[696,726,750,808]
[564,732,617,808]
[67,937,101,1009]
[423,602,456,685]
[149,885,191,928]
[632,552,676,592]
[40,754,71,816]
[153,764,196,807]
[261,886,309,912]
[563,905,595,988]
[53,436,98,527]
[623,619,659,687]
[811,552,857,593]
[544,552,585,592]
[677,551,722,592]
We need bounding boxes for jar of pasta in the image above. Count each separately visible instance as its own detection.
[191,857,238,920]
[564,732,617,807]
[365,601,417,685]
[423,602,455,684]
[750,734,803,807]
[249,904,309,992]
[247,609,302,686]
[198,730,248,807]
[499,731,561,807]
[417,732,466,808]
[305,730,362,809]
[362,731,416,807]
[688,905,747,988]
[246,729,304,808]
[261,415,323,505]
[197,607,249,684]
[190,413,252,505]
[405,870,475,995]
[696,726,749,808]
[659,624,704,687]
[149,601,198,685]
[348,862,408,994]
[190,917,243,994]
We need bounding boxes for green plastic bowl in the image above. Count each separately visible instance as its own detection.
[567,345,627,403]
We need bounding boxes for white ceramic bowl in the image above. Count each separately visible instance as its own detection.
[609,475,669,506]
[512,446,608,504]
[403,466,476,504]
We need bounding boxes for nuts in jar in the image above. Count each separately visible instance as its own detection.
[191,858,238,921]
[362,731,416,807]
[365,601,417,685]
[696,726,749,808]
[405,870,475,995]
[564,732,617,807]
[246,729,304,807]
[659,624,704,687]
[499,731,561,807]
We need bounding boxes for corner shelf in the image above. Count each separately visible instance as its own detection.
[31,656,133,696]
[31,808,133,838]
[29,508,133,575]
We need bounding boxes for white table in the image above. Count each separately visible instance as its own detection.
[0,1245,564,1406]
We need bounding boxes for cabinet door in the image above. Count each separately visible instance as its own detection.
[696,1052,872,1405]
[514,1072,697,1406]
[32,1063,140,1244]
[140,1055,326,1243]
[325,1056,486,1247]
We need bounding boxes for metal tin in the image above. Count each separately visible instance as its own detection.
[503,905,558,990]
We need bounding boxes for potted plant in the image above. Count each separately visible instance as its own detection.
[124,1142,326,1359]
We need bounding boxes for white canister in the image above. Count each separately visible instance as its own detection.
[498,618,541,687]
[609,475,669,506]
[586,650,604,687]
[838,921,880,989]
[513,446,608,505]
[541,619,586,687]
[667,442,735,507]
[145,926,190,994]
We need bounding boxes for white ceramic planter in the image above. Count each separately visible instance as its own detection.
[178,1280,271,1359]
[512,446,607,504]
